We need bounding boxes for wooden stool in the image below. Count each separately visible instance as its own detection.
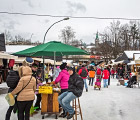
[72,98,83,120]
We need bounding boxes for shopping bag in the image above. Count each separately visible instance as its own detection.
[5,93,15,106]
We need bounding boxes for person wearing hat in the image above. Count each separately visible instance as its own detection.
[19,57,34,78]
[58,67,84,119]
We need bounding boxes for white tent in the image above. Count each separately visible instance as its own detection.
[0,52,18,59]
[113,60,124,65]
[127,61,135,65]
[14,57,55,64]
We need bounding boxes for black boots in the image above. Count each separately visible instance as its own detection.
[67,111,75,119]
[86,88,88,92]
[59,112,67,118]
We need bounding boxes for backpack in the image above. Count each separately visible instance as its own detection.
[80,68,88,77]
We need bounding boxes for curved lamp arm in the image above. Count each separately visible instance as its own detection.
[43,17,69,43]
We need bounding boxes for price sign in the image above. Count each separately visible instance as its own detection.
[39,86,53,94]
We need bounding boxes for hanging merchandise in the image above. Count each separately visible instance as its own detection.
[8,59,15,68]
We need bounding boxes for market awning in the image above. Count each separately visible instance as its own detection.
[0,52,18,59]
[127,61,135,65]
[113,60,124,65]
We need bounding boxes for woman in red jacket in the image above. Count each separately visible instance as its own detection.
[102,68,110,88]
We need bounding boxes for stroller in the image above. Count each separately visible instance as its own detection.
[94,75,101,90]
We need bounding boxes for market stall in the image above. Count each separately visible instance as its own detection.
[0,52,18,83]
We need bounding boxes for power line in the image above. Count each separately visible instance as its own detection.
[0,11,140,21]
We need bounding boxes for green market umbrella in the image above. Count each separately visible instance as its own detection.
[13,41,89,57]
[13,41,89,81]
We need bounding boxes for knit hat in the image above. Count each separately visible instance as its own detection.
[68,66,75,74]
[60,63,67,70]
[25,57,34,64]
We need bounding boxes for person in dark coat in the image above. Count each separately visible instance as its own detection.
[107,67,111,85]
[5,66,20,120]
[58,67,84,119]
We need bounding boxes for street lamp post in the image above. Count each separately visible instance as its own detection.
[43,17,69,43]
[42,17,69,81]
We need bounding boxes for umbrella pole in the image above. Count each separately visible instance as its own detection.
[43,56,45,81]
[54,52,56,70]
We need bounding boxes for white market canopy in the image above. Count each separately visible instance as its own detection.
[127,61,135,65]
[6,45,34,54]
[14,57,60,65]
[0,52,18,59]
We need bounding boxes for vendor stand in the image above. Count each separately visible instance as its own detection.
[127,59,140,87]
[39,84,60,119]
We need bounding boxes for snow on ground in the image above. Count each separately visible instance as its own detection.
[0,78,140,120]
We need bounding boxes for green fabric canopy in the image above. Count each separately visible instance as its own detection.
[13,41,89,57]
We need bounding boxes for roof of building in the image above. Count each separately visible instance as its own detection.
[115,51,140,62]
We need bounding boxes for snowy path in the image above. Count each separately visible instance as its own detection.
[1,78,140,120]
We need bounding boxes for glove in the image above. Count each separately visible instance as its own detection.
[50,81,55,85]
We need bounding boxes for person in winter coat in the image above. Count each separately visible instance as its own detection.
[96,67,102,81]
[119,67,124,78]
[76,64,82,73]
[11,66,36,120]
[58,67,84,119]
[78,65,88,92]
[88,67,96,86]
[19,57,34,78]
[111,68,115,79]
[107,67,111,85]
[53,63,70,93]
[51,63,70,116]
[52,66,61,81]
[34,72,43,111]
[102,68,110,88]
[5,66,20,120]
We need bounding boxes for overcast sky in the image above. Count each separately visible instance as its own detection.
[0,0,140,44]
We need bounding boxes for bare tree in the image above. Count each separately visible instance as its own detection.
[4,30,13,44]
[59,26,76,45]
